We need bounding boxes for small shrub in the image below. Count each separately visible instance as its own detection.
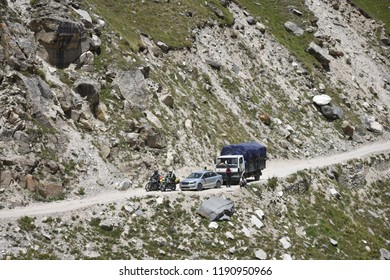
[17,216,36,232]
[267,177,278,190]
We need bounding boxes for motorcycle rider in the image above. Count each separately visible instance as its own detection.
[151,170,160,189]
[162,170,176,191]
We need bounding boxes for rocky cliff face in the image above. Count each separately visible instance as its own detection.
[0,0,389,259]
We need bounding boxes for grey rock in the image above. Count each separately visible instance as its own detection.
[197,196,235,221]
[225,232,234,240]
[126,133,139,147]
[330,238,338,246]
[118,179,132,191]
[29,17,87,68]
[255,249,267,260]
[280,237,291,249]
[256,22,266,33]
[246,16,257,25]
[145,128,166,149]
[307,42,332,70]
[284,21,304,36]
[161,94,174,108]
[250,215,264,229]
[206,59,221,70]
[156,41,169,53]
[99,220,114,231]
[74,9,93,28]
[208,222,218,229]
[112,70,149,111]
[367,121,383,134]
[329,188,341,199]
[320,104,344,120]
[380,248,390,260]
[74,78,101,108]
[367,210,380,219]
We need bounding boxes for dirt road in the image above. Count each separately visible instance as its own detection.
[1,140,389,219]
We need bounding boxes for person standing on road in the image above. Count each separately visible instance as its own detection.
[226,167,232,188]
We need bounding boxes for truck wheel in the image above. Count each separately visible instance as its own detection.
[197,183,203,191]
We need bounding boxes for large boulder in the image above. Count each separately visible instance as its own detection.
[29,17,89,68]
[112,70,150,111]
[197,196,235,221]
[307,42,332,70]
[37,181,64,199]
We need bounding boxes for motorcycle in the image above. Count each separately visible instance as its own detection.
[145,176,161,192]
[160,177,179,191]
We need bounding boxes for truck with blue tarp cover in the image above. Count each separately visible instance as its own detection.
[215,142,267,184]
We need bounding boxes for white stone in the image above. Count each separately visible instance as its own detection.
[280,237,291,249]
[242,226,252,237]
[255,209,264,220]
[255,249,267,260]
[225,232,235,240]
[209,222,218,229]
[330,238,338,246]
[156,197,164,205]
[251,215,264,229]
[313,94,332,106]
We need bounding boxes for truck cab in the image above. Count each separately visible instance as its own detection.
[215,155,245,183]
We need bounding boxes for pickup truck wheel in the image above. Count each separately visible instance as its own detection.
[215,181,221,188]
[197,183,203,191]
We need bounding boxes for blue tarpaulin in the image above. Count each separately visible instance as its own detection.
[220,142,266,162]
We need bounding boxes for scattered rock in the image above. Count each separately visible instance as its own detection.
[250,215,264,229]
[280,237,291,249]
[208,222,218,229]
[342,121,355,138]
[258,112,271,125]
[380,248,390,260]
[161,94,174,108]
[320,104,344,120]
[118,179,132,191]
[156,41,169,53]
[246,16,257,25]
[329,188,341,199]
[255,249,267,260]
[307,42,332,70]
[197,196,235,221]
[313,94,332,106]
[37,181,64,199]
[284,21,304,36]
[99,220,114,231]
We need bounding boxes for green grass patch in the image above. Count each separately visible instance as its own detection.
[350,0,390,34]
[84,0,234,51]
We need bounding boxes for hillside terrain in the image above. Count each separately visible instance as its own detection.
[0,0,389,259]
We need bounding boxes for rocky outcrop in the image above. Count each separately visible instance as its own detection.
[29,17,89,68]
[112,70,150,112]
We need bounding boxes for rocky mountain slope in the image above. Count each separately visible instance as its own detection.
[0,0,389,259]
